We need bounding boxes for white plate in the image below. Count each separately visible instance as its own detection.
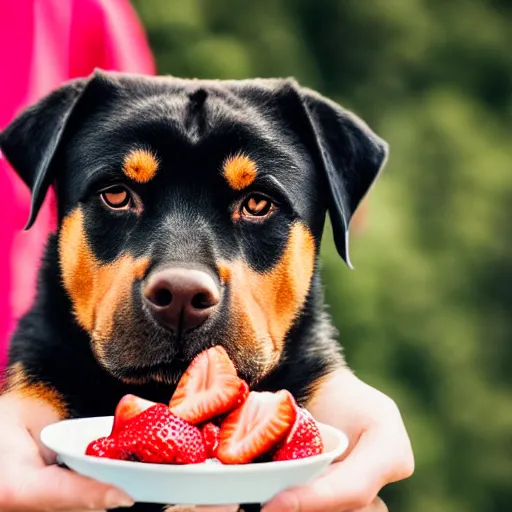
[41,416,349,505]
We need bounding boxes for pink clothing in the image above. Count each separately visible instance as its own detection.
[0,0,155,370]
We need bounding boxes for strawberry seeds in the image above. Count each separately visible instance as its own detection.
[85,346,324,464]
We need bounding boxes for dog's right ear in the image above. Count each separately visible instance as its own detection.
[0,69,117,229]
[0,78,88,229]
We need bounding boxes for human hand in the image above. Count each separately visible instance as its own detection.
[261,368,414,512]
[0,393,134,512]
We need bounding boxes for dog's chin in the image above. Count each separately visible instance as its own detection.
[93,326,224,385]
[113,361,189,385]
[96,349,199,386]
[92,319,269,387]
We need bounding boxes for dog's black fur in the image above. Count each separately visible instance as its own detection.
[0,70,388,511]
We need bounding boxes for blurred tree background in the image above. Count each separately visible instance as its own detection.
[131,1,512,510]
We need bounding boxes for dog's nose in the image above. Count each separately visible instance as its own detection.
[143,268,220,333]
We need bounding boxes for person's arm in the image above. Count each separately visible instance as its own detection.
[261,368,414,512]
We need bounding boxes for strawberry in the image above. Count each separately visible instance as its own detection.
[111,394,155,436]
[170,346,249,424]
[201,422,220,458]
[272,407,324,461]
[173,421,208,464]
[117,404,206,464]
[85,436,131,460]
[217,390,297,464]
[236,379,250,407]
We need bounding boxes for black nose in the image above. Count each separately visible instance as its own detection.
[143,268,220,333]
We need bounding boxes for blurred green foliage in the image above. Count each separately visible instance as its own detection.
[131,1,512,510]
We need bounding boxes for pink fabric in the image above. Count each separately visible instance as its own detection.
[0,0,155,371]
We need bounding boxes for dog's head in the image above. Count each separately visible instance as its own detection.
[0,70,387,385]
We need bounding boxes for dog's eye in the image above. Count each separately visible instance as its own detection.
[241,194,275,219]
[100,186,132,210]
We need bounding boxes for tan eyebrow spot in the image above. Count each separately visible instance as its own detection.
[123,149,159,183]
[222,153,257,190]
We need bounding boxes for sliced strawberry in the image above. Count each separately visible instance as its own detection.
[216,390,297,464]
[201,422,221,458]
[236,380,250,407]
[117,403,206,464]
[85,436,131,460]
[272,407,324,461]
[111,394,155,436]
[169,346,249,424]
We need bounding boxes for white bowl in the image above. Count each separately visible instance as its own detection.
[41,416,349,505]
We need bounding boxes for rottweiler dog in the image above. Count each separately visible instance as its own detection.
[0,70,388,511]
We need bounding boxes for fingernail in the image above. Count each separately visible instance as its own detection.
[106,489,134,508]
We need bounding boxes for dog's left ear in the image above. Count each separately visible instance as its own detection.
[295,87,389,268]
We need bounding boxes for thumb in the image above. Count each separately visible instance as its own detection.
[18,465,134,511]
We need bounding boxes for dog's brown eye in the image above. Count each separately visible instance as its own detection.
[101,186,132,210]
[241,194,274,219]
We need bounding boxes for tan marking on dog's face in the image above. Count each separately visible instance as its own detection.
[122,148,159,183]
[217,263,232,285]
[222,153,257,190]
[59,208,149,361]
[5,363,68,418]
[223,223,316,377]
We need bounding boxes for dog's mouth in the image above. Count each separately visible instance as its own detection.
[110,339,222,385]
[96,308,226,384]
[108,341,256,388]
[116,360,190,385]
